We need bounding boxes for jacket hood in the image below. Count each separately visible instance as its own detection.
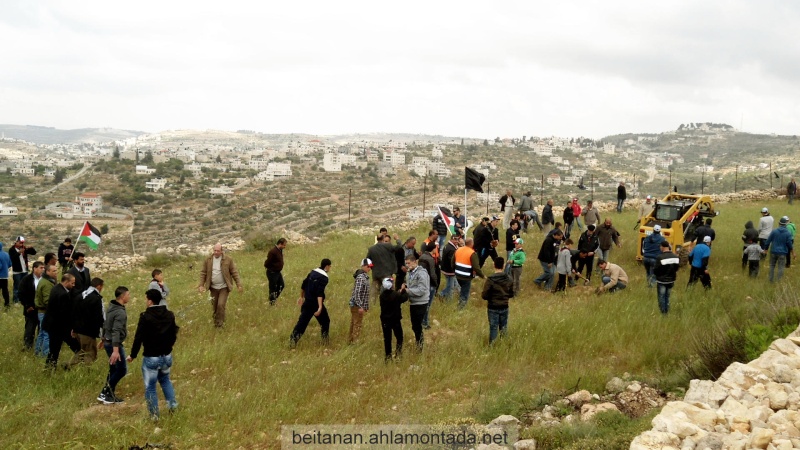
[745,221,754,229]
[144,304,174,325]
[0,242,3,250]
[487,272,512,283]
[353,268,365,279]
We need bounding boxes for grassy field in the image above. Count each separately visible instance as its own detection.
[1,198,799,449]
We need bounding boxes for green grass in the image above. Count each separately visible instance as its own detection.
[1,198,798,449]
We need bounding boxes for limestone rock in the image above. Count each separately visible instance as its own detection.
[684,380,729,409]
[651,411,702,439]
[717,363,769,391]
[580,402,619,421]
[566,390,592,407]
[652,402,719,433]
[628,382,642,393]
[606,376,627,394]
[693,432,724,450]
[747,427,774,449]
[490,415,520,427]
[767,382,789,410]
[629,431,681,450]
[513,439,536,450]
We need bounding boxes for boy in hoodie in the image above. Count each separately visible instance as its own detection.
[741,221,759,269]
[404,254,429,351]
[127,289,180,419]
[508,238,526,294]
[379,277,407,361]
[743,239,763,278]
[348,258,372,344]
[642,225,666,287]
[290,259,332,348]
[554,239,574,293]
[99,286,130,403]
[148,269,170,309]
[481,257,515,344]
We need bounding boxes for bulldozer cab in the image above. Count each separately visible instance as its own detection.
[636,193,718,263]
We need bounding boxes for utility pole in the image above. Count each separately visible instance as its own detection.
[669,170,672,194]
[770,162,774,189]
[734,166,738,193]
[540,174,544,206]
[701,166,705,194]
[591,174,594,201]
[347,189,352,228]
[422,174,427,217]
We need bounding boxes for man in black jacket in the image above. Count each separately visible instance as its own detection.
[542,200,555,234]
[616,182,627,213]
[534,229,563,291]
[366,235,402,302]
[499,190,516,229]
[127,289,180,418]
[741,221,759,269]
[476,216,500,268]
[43,274,78,369]
[264,238,287,305]
[576,225,600,284]
[18,261,44,351]
[654,242,680,314]
[68,277,104,367]
[57,237,74,275]
[67,252,91,297]
[9,236,36,305]
[290,259,332,348]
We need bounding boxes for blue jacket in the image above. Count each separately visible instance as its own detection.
[689,243,711,269]
[642,233,666,259]
[301,268,329,307]
[0,243,10,278]
[765,226,794,256]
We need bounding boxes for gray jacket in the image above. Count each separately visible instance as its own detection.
[518,195,534,212]
[406,266,430,306]
[103,300,128,347]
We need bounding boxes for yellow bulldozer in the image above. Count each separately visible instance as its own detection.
[635,193,719,264]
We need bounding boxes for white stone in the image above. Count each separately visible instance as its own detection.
[606,376,627,394]
[490,415,520,427]
[580,402,619,421]
[566,390,592,406]
[717,363,769,391]
[748,427,775,449]
[767,382,789,410]
[629,431,681,450]
[513,439,536,450]
[651,411,702,439]
[628,382,642,393]
[684,380,729,409]
[772,439,793,450]
[769,339,800,357]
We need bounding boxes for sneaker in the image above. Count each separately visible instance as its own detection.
[112,395,124,404]
[97,391,113,405]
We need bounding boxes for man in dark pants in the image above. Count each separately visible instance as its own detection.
[616,182,627,213]
[290,259,331,348]
[476,216,500,268]
[575,225,599,285]
[18,261,44,351]
[379,277,407,361]
[43,274,79,369]
[264,238,287,305]
[68,277,105,368]
[9,236,37,304]
[688,236,713,289]
[57,237,74,275]
[100,286,130,403]
[404,254,429,352]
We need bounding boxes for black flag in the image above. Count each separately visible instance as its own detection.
[465,167,486,193]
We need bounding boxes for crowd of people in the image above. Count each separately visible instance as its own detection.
[2,235,179,420]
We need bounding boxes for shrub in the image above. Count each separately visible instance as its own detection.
[145,253,172,268]
[243,230,277,252]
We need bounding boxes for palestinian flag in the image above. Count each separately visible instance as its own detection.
[79,221,102,250]
[437,206,456,236]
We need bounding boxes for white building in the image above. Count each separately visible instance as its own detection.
[266,162,292,177]
[546,174,562,186]
[210,186,234,196]
[477,192,500,204]
[145,178,167,192]
[384,151,406,167]
[603,143,616,155]
[515,177,529,184]
[254,171,275,182]
[76,193,103,214]
[11,167,34,176]
[135,165,157,175]
[322,153,342,172]
[0,204,18,216]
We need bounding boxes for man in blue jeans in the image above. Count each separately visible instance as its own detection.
[641,225,665,287]
[534,229,563,291]
[764,216,796,283]
[482,257,515,345]
[128,289,179,419]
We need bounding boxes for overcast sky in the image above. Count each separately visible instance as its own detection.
[1,1,798,139]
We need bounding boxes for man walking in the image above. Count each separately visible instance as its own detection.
[18,261,44,351]
[654,242,680,314]
[764,216,795,283]
[542,200,555,234]
[98,286,130,403]
[534,229,563,291]
[366,233,401,302]
[127,288,180,419]
[0,243,10,308]
[439,233,462,300]
[616,182,627,213]
[687,236,713,289]
[788,178,797,205]
[638,196,654,228]
[9,236,37,305]
[482,257,514,345]
[499,189,516,229]
[404,254,429,351]
[575,225,599,285]
[570,198,583,233]
[453,238,485,309]
[290,259,332,348]
[642,225,666,287]
[595,219,622,265]
[197,243,243,328]
[68,277,105,367]
[759,207,774,250]
[348,258,372,344]
[264,238,287,305]
[582,200,601,229]
[43,274,79,369]
[34,264,57,357]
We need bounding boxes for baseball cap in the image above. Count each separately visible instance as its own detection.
[361,258,374,267]
[16,236,24,242]
[646,195,652,200]
[515,238,524,245]
[491,215,500,221]
[587,224,596,231]
[382,278,394,290]
[703,236,712,243]
[780,216,790,225]
[653,225,661,232]
[762,207,769,213]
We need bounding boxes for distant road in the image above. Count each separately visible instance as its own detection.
[42,164,91,194]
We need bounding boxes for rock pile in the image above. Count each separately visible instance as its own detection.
[85,254,146,274]
[154,237,245,256]
[630,327,800,450]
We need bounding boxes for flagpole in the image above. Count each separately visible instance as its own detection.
[464,188,467,237]
[67,220,88,269]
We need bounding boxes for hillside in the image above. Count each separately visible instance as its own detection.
[0,198,799,449]
[0,124,146,144]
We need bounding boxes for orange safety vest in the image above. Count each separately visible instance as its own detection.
[454,246,475,278]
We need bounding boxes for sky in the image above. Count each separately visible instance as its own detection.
[1,1,799,139]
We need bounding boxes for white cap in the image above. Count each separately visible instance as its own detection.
[653,224,661,232]
[382,278,394,290]
[703,235,712,243]
[762,207,769,213]
[646,195,651,200]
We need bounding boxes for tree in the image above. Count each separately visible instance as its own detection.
[113,146,120,159]
[100,224,109,235]
[483,139,489,146]
[141,151,154,164]
[216,155,222,163]
[53,168,66,184]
